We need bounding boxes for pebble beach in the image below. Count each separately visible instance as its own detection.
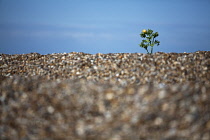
[0,51,210,139]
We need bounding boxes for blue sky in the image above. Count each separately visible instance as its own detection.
[0,0,210,54]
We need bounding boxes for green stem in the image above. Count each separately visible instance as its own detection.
[148,38,151,54]
[151,46,153,54]
[145,48,150,54]
[151,37,155,54]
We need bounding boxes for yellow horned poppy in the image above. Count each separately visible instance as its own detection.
[142,29,147,33]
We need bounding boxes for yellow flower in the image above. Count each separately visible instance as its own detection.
[142,29,147,33]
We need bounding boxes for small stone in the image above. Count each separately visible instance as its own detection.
[47,106,55,114]
[154,117,163,125]
[206,120,210,129]
[162,103,169,111]
[76,120,85,136]
[93,65,98,70]
[158,90,166,99]
[106,92,114,100]
[125,87,135,95]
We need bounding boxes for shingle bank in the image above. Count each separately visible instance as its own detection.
[0,51,210,139]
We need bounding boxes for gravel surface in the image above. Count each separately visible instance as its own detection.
[0,51,210,140]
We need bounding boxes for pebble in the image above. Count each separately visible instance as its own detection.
[0,51,210,139]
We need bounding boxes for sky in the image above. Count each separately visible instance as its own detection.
[0,0,210,54]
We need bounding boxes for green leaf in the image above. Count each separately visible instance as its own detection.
[146,40,150,43]
[140,33,146,38]
[142,39,146,43]
[150,43,155,47]
[139,42,148,49]
[153,32,159,38]
[155,40,160,45]
[147,29,153,35]
[146,36,152,40]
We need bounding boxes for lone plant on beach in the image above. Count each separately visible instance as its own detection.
[139,29,160,54]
